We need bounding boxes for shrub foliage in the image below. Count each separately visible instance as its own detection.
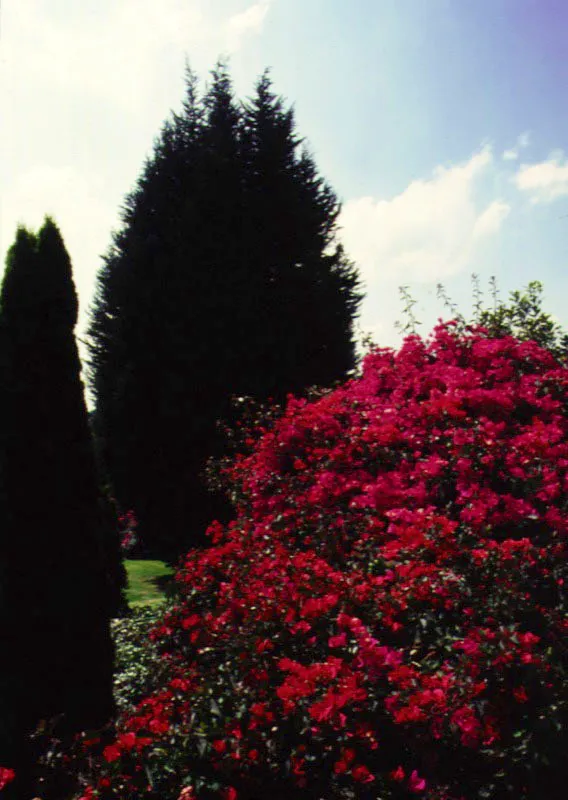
[70,323,566,800]
[111,607,170,715]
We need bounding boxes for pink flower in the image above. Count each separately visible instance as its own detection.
[408,769,427,793]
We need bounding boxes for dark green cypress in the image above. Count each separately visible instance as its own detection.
[0,219,120,794]
[88,64,362,559]
[240,70,361,399]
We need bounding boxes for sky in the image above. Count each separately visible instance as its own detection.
[2,0,568,371]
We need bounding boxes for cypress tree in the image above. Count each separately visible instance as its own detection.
[240,70,360,398]
[88,63,362,558]
[0,219,119,795]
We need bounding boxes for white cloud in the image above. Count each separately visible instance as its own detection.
[472,200,511,238]
[339,146,510,287]
[2,164,120,324]
[1,1,203,111]
[226,1,271,52]
[502,130,531,161]
[514,153,568,203]
[1,162,124,383]
[0,0,275,325]
[1,0,271,115]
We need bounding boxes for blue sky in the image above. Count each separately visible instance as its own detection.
[2,0,568,361]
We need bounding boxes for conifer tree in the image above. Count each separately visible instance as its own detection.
[240,70,360,397]
[88,63,362,558]
[0,219,119,795]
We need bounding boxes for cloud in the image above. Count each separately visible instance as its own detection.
[514,152,568,203]
[502,131,531,161]
[1,0,271,114]
[472,200,511,238]
[226,1,271,52]
[0,0,276,296]
[339,146,510,287]
[2,164,119,324]
[1,162,124,383]
[2,1,202,111]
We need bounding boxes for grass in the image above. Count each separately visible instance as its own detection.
[124,559,174,608]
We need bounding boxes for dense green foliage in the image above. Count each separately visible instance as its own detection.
[0,219,123,798]
[88,63,361,558]
[111,606,169,714]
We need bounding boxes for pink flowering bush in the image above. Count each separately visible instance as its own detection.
[69,323,567,800]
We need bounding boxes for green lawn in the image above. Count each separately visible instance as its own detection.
[124,559,174,608]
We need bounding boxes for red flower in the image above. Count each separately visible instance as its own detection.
[513,686,529,703]
[291,755,306,778]
[352,764,375,784]
[0,767,16,791]
[117,731,137,751]
[102,743,122,763]
[391,766,405,782]
[148,717,170,734]
[74,323,568,799]
[451,706,481,747]
[181,613,201,629]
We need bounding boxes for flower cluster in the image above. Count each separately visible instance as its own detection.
[0,767,16,791]
[71,323,567,800]
[119,510,139,554]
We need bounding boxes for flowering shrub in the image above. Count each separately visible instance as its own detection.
[71,323,567,800]
[111,606,170,714]
[119,510,140,555]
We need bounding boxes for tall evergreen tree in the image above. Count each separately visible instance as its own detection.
[240,70,360,397]
[0,219,119,796]
[88,63,362,558]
